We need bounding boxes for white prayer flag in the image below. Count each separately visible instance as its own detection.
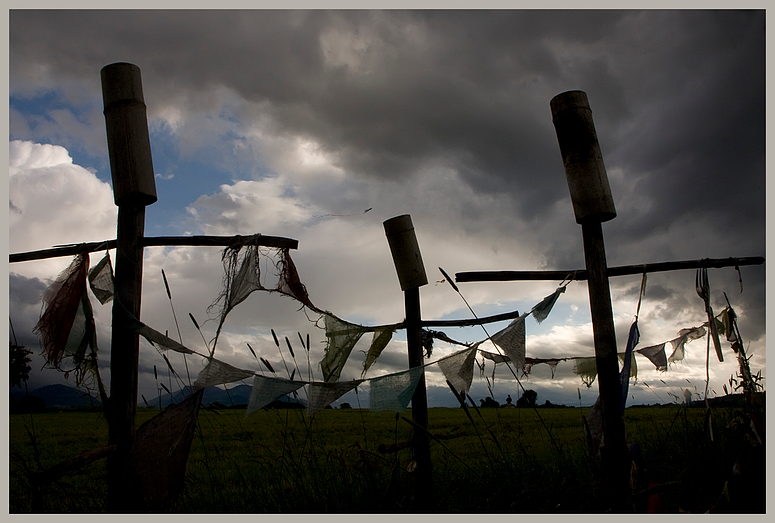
[307,380,363,416]
[320,314,365,382]
[136,325,195,355]
[362,328,394,375]
[246,375,305,416]
[437,347,477,396]
[193,357,255,390]
[370,367,423,412]
[667,326,706,363]
[489,313,528,368]
[88,253,114,304]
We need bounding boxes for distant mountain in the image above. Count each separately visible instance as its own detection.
[10,384,101,408]
[149,384,306,409]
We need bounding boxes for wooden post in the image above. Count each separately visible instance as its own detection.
[551,91,628,492]
[384,215,434,511]
[101,62,157,512]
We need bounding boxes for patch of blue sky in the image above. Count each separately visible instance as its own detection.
[10,93,110,178]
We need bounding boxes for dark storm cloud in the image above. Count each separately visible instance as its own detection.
[10,11,764,227]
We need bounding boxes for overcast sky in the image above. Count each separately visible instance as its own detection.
[8,9,766,409]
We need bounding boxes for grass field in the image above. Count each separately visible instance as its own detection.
[9,397,766,513]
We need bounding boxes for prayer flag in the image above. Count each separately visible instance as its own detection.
[136,324,196,355]
[362,328,394,376]
[33,253,97,373]
[193,357,255,390]
[370,367,423,412]
[667,326,706,363]
[437,347,477,396]
[307,380,363,416]
[246,375,305,416]
[636,343,668,371]
[531,286,566,324]
[620,320,639,411]
[127,389,203,512]
[87,252,114,304]
[320,314,365,382]
[489,313,528,368]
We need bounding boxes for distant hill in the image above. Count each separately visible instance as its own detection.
[149,384,306,409]
[10,382,306,411]
[10,384,101,409]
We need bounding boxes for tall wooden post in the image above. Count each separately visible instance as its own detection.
[101,62,157,512]
[550,91,628,491]
[384,215,434,511]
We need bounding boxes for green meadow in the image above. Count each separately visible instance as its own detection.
[9,399,765,513]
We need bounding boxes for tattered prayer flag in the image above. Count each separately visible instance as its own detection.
[544,360,560,378]
[246,375,305,416]
[277,249,316,310]
[307,380,363,416]
[320,314,365,382]
[573,357,598,388]
[667,326,706,363]
[531,286,566,324]
[583,395,604,454]
[362,328,394,376]
[478,346,508,364]
[33,253,96,371]
[620,320,639,411]
[127,389,203,512]
[720,308,739,343]
[489,313,528,368]
[88,252,114,304]
[193,357,255,390]
[211,246,262,355]
[370,367,423,412]
[136,324,196,355]
[437,347,477,396]
[636,343,668,372]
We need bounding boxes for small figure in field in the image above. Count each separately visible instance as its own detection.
[506,395,513,407]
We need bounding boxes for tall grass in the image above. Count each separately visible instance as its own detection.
[9,394,765,513]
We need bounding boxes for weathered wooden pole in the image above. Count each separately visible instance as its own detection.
[384,214,434,511]
[550,90,628,493]
[101,62,157,512]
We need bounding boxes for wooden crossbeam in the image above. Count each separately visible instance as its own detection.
[9,234,299,263]
[455,256,764,283]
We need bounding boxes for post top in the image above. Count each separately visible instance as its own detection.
[550,90,590,120]
[101,62,146,108]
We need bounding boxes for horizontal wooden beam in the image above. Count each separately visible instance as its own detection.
[9,234,299,263]
[455,256,764,283]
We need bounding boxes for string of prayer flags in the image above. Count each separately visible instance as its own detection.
[667,326,706,363]
[193,357,255,390]
[87,252,114,304]
[307,380,363,416]
[489,313,529,368]
[246,375,305,416]
[531,285,566,324]
[370,366,423,412]
[636,343,668,372]
[320,314,366,382]
[33,252,99,383]
[362,328,394,376]
[437,347,477,396]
